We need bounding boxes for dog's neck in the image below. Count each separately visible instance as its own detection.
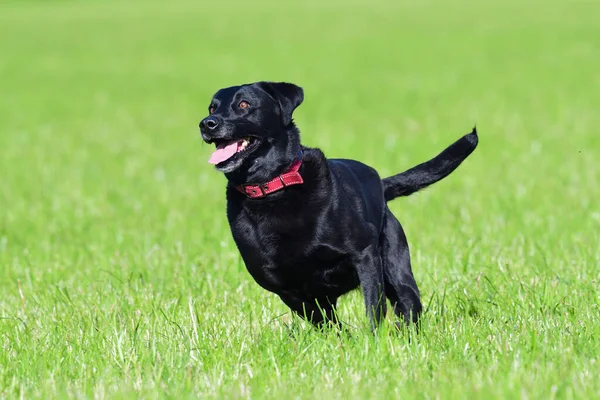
[224,125,301,187]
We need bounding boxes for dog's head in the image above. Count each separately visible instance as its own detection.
[199,82,304,179]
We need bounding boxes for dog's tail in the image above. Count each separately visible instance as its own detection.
[383,127,478,201]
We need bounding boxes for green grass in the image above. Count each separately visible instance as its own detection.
[1,0,599,398]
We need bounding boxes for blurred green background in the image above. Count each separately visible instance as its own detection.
[1,0,599,398]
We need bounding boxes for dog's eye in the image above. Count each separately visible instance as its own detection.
[239,101,249,109]
[209,106,215,114]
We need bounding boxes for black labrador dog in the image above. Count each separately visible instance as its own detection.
[199,81,478,330]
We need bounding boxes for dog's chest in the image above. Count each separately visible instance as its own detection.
[230,212,358,295]
[243,245,358,297]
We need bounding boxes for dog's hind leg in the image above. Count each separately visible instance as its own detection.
[380,207,423,326]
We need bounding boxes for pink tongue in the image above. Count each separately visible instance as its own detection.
[208,141,238,165]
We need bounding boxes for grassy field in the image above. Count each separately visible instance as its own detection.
[1,0,599,398]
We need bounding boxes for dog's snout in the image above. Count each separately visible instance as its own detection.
[200,116,220,132]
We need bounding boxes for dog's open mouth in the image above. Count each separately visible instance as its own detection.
[208,137,260,166]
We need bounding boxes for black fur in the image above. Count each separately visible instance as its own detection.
[199,81,478,330]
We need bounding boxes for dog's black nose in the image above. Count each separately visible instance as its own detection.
[200,116,220,132]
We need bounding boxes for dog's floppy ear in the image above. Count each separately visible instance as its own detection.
[257,82,304,126]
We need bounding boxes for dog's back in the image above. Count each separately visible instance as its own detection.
[328,158,386,231]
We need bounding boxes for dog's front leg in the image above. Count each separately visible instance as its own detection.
[354,245,387,331]
[279,293,340,330]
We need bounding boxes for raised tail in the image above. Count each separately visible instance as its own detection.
[383,127,478,201]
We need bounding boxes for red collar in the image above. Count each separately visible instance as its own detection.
[235,151,304,198]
